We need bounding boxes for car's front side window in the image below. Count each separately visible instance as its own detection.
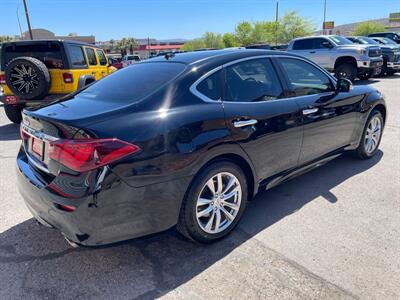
[85,48,97,65]
[224,58,283,102]
[278,58,333,97]
[96,49,107,66]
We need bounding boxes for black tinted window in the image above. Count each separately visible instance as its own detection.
[4,43,64,69]
[224,58,283,102]
[278,58,333,96]
[196,70,222,100]
[293,39,313,50]
[85,48,97,65]
[68,46,87,67]
[314,38,333,48]
[96,49,107,65]
[77,62,185,103]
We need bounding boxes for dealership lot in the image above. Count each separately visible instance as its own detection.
[0,76,399,299]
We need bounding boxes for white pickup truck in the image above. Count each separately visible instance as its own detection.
[121,55,141,67]
[287,35,383,81]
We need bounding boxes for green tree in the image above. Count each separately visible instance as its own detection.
[202,32,224,49]
[352,22,386,36]
[117,37,138,56]
[234,21,254,46]
[278,11,315,43]
[181,38,207,51]
[252,21,277,44]
[0,35,14,43]
[222,33,240,48]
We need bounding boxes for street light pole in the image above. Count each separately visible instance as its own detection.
[275,0,279,46]
[16,3,23,38]
[22,0,33,40]
[323,0,327,35]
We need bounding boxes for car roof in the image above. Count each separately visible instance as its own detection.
[146,49,296,66]
[1,39,99,48]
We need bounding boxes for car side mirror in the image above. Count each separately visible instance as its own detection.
[336,78,353,92]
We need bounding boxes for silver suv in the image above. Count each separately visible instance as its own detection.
[288,35,383,81]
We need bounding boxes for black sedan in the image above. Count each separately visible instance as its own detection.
[17,49,386,246]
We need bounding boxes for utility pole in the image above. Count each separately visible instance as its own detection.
[323,0,327,35]
[275,0,279,46]
[22,0,33,40]
[147,37,151,58]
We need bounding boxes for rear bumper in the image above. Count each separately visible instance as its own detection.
[16,149,190,246]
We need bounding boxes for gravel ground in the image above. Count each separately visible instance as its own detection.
[0,76,399,299]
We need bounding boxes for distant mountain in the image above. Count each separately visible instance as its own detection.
[316,18,400,35]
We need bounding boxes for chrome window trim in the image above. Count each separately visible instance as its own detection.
[189,54,337,104]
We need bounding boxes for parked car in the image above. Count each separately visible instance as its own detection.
[108,57,123,69]
[370,37,400,75]
[270,44,288,51]
[246,44,271,50]
[0,40,116,123]
[368,32,400,44]
[346,36,400,76]
[287,35,383,82]
[121,54,141,67]
[17,49,386,247]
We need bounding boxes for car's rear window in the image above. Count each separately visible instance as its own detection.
[3,43,64,69]
[77,62,186,103]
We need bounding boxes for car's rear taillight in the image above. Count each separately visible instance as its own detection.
[0,74,6,84]
[20,126,30,140]
[62,72,73,83]
[48,138,140,172]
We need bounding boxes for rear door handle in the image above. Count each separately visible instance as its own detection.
[233,119,258,128]
[309,51,316,54]
[302,108,319,115]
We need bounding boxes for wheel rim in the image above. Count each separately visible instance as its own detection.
[10,64,39,95]
[196,172,242,234]
[364,116,382,154]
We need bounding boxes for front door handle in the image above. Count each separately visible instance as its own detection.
[302,108,319,115]
[309,51,316,54]
[233,119,258,128]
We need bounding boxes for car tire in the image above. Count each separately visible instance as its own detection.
[4,104,23,124]
[335,63,357,82]
[5,57,50,100]
[177,161,248,243]
[378,59,388,77]
[355,109,384,160]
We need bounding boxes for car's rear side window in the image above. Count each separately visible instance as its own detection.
[196,70,222,100]
[4,43,64,69]
[77,62,186,103]
[292,39,313,50]
[68,45,87,68]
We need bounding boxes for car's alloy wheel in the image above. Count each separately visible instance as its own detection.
[10,63,39,94]
[364,115,382,154]
[177,161,248,243]
[195,172,242,234]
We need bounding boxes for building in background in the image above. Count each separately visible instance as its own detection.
[21,29,95,44]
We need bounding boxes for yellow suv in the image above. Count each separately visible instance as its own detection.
[0,40,116,123]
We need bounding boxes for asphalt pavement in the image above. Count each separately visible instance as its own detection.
[0,76,399,299]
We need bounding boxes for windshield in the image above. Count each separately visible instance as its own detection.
[77,62,186,103]
[329,36,353,45]
[382,38,397,45]
[357,37,379,45]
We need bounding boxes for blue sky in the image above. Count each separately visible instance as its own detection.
[1,0,399,41]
